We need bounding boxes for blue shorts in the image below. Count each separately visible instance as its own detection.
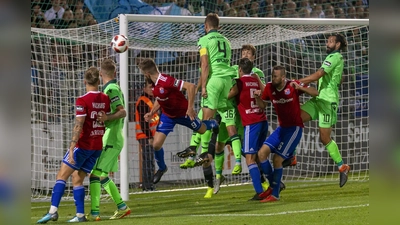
[63,147,102,173]
[156,113,202,136]
[264,126,303,159]
[242,121,269,155]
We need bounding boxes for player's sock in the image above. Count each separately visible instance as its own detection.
[214,151,224,179]
[101,177,127,210]
[203,120,218,131]
[89,176,101,215]
[189,132,201,151]
[248,163,263,194]
[326,140,344,168]
[154,148,167,170]
[260,159,274,185]
[200,130,212,154]
[271,168,283,198]
[203,165,214,188]
[230,134,242,163]
[73,186,85,215]
[49,179,66,213]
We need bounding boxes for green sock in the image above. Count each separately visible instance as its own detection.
[189,132,201,151]
[326,139,343,167]
[230,134,242,163]
[101,177,127,210]
[200,130,212,154]
[214,151,224,177]
[89,177,101,215]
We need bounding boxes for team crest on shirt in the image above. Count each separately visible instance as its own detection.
[159,87,164,94]
[284,88,291,95]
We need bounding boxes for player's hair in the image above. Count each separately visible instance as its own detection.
[144,77,154,87]
[272,65,286,76]
[331,33,348,52]
[205,13,219,28]
[241,44,256,56]
[101,58,116,76]
[138,58,158,74]
[238,58,253,74]
[85,66,100,85]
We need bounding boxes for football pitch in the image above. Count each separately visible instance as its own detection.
[31,180,369,225]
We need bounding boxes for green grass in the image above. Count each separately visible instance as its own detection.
[31,180,369,225]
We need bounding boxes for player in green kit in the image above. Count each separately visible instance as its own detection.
[298,34,351,187]
[88,59,130,220]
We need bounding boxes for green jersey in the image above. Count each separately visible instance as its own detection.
[197,30,235,78]
[318,51,344,103]
[231,65,265,84]
[102,79,125,146]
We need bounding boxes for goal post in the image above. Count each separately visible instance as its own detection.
[30,15,369,201]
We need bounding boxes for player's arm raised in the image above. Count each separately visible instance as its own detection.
[251,73,266,91]
[299,68,325,85]
[291,82,319,97]
[182,81,197,120]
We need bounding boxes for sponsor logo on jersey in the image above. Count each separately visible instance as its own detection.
[110,96,120,103]
[272,98,293,104]
[323,61,332,67]
[173,79,180,87]
[284,88,291,95]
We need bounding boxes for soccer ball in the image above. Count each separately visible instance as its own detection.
[111,34,129,53]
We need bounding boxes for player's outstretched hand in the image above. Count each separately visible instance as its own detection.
[186,108,196,121]
[290,81,301,90]
[202,87,208,99]
[144,112,153,122]
[253,89,262,97]
[97,111,107,123]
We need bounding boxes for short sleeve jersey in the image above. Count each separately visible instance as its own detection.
[261,80,304,127]
[75,91,111,150]
[236,75,267,126]
[102,79,125,146]
[197,30,235,78]
[319,51,344,103]
[152,73,188,118]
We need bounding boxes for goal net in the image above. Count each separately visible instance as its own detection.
[31,15,369,200]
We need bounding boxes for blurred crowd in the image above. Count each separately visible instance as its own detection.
[31,0,369,29]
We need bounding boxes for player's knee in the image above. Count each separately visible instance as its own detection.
[272,155,284,168]
[71,170,86,186]
[153,144,162,151]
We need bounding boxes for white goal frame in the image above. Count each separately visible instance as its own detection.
[118,14,369,200]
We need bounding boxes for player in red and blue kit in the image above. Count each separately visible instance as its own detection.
[228,58,270,201]
[138,58,219,185]
[254,65,319,203]
[37,67,111,223]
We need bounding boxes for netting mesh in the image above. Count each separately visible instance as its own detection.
[31,17,369,200]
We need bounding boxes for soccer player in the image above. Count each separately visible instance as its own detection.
[196,13,236,163]
[88,59,130,221]
[298,33,351,187]
[138,58,219,184]
[37,67,110,224]
[228,58,269,200]
[254,65,319,202]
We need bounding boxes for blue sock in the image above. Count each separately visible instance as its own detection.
[271,167,283,198]
[154,148,166,171]
[203,120,217,130]
[50,180,66,208]
[260,159,274,185]
[73,186,85,214]
[248,163,263,194]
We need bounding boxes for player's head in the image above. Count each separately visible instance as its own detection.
[143,79,154,96]
[204,13,219,34]
[138,58,159,78]
[241,44,256,62]
[271,65,286,88]
[84,66,100,86]
[100,58,117,79]
[238,58,253,77]
[327,33,348,54]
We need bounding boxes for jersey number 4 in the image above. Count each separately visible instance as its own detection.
[217,41,227,58]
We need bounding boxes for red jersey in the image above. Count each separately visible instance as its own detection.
[236,75,267,126]
[75,91,111,150]
[152,73,188,118]
[261,79,305,127]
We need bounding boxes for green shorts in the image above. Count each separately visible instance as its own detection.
[201,77,232,111]
[91,144,123,176]
[301,97,338,128]
[217,109,244,143]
